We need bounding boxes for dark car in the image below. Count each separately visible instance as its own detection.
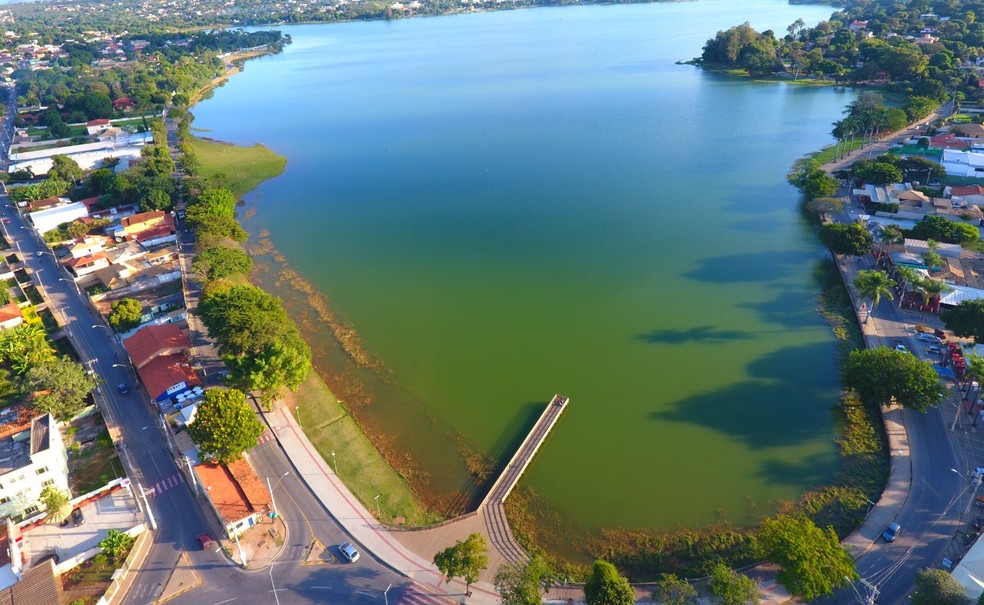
[198,533,213,549]
[71,508,84,526]
[117,383,129,395]
[882,522,901,542]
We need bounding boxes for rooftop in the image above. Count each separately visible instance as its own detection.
[0,558,60,605]
[0,304,21,325]
[136,352,199,400]
[194,458,271,525]
[123,323,190,369]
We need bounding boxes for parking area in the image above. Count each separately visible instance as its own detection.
[20,488,141,565]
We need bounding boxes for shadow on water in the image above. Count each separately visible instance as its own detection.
[755,450,840,488]
[443,401,547,515]
[636,325,752,344]
[651,342,837,450]
[684,250,814,284]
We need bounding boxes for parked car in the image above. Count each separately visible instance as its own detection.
[883,522,901,542]
[917,333,941,343]
[117,383,129,395]
[71,508,84,526]
[198,533,213,549]
[338,542,360,563]
[927,345,944,355]
[894,344,909,354]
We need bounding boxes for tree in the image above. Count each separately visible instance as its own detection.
[804,197,844,219]
[583,560,634,605]
[0,323,55,374]
[757,514,857,600]
[230,336,311,403]
[942,299,984,343]
[494,555,554,605]
[192,246,253,281]
[707,563,759,605]
[908,215,980,245]
[853,161,903,184]
[100,529,137,558]
[433,533,488,597]
[819,223,873,257]
[39,485,69,520]
[48,154,83,183]
[842,347,947,412]
[651,573,698,605]
[26,356,99,421]
[186,388,264,464]
[911,568,970,605]
[853,270,894,322]
[108,298,143,332]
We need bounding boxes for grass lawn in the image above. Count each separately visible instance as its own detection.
[814,139,865,164]
[191,137,287,199]
[71,429,122,494]
[291,372,440,526]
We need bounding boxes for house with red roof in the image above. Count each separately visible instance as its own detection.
[112,97,134,111]
[123,324,200,401]
[118,210,175,242]
[193,458,271,538]
[123,324,190,368]
[948,184,984,206]
[0,303,22,331]
[930,134,971,150]
[85,119,111,135]
[63,250,109,278]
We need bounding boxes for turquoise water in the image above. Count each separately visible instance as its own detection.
[193,0,857,537]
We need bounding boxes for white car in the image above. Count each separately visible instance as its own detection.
[895,344,909,354]
[338,542,360,563]
[916,333,941,343]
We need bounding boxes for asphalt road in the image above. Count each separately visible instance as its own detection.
[0,200,408,604]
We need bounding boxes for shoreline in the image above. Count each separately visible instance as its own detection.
[184,17,876,576]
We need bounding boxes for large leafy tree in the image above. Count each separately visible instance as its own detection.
[757,514,857,600]
[942,299,984,343]
[9,179,70,204]
[192,246,253,282]
[26,356,99,421]
[433,533,488,597]
[230,337,311,403]
[707,563,758,605]
[186,388,264,464]
[852,160,903,184]
[39,485,69,520]
[853,269,894,323]
[842,347,947,412]
[0,323,55,374]
[583,560,634,605]
[48,154,83,183]
[651,573,698,605]
[108,298,143,333]
[908,215,979,245]
[494,555,554,605]
[911,568,969,605]
[820,223,874,257]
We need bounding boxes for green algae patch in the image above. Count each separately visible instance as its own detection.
[191,137,287,199]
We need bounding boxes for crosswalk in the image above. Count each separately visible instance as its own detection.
[394,585,458,605]
[147,473,185,498]
[256,429,275,446]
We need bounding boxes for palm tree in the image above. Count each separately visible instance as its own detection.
[854,269,896,323]
[915,277,951,312]
[876,225,903,262]
[895,266,919,307]
[923,239,944,273]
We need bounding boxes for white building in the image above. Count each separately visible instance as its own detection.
[942,149,984,178]
[0,410,69,520]
[27,201,88,234]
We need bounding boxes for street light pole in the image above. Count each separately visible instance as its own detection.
[331,450,337,476]
[374,494,380,519]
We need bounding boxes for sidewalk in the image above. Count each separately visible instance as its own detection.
[262,403,502,605]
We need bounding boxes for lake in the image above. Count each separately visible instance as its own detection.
[192,0,857,546]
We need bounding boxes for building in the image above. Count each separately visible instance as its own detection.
[84,119,111,135]
[123,324,190,369]
[123,324,200,402]
[0,408,68,521]
[117,211,175,241]
[193,458,271,538]
[942,149,984,178]
[26,202,88,235]
[948,184,984,206]
[0,303,23,331]
[0,557,59,604]
[63,251,110,278]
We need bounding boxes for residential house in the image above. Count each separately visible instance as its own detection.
[848,20,868,32]
[930,134,971,150]
[65,235,112,260]
[123,324,200,402]
[63,251,110,278]
[84,119,111,135]
[0,304,23,331]
[942,149,984,178]
[118,211,174,241]
[952,123,984,139]
[135,225,177,249]
[193,458,271,538]
[94,127,124,143]
[913,33,939,45]
[0,557,59,604]
[904,238,963,258]
[947,184,984,206]
[111,97,134,111]
[0,409,69,521]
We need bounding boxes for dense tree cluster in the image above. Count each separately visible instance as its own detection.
[757,514,858,600]
[819,222,874,257]
[788,157,839,200]
[842,347,947,412]
[906,215,981,245]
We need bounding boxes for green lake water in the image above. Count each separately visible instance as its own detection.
[193,0,858,540]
